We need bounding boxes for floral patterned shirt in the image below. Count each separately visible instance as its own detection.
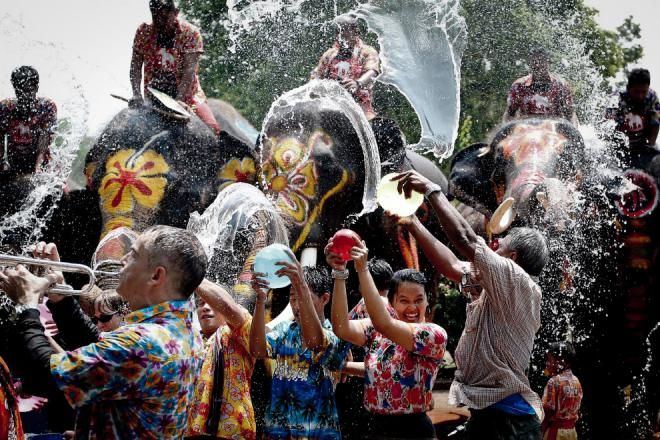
[50,300,204,440]
[133,18,206,105]
[312,38,381,120]
[264,319,350,439]
[362,322,447,415]
[187,317,256,439]
[542,369,582,426]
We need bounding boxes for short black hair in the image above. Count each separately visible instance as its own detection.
[143,225,207,297]
[529,47,550,62]
[149,0,177,12]
[547,341,576,367]
[628,68,651,87]
[388,269,426,303]
[303,266,331,297]
[11,66,39,89]
[368,258,393,291]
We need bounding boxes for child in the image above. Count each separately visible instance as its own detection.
[250,253,350,439]
[542,342,583,440]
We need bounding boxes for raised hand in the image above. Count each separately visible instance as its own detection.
[251,273,270,304]
[324,239,347,271]
[275,250,307,291]
[349,241,369,273]
[392,170,435,199]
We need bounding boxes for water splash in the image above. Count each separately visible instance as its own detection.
[187,182,289,288]
[259,79,381,218]
[355,0,467,159]
[0,15,88,248]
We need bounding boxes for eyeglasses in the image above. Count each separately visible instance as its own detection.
[92,312,117,324]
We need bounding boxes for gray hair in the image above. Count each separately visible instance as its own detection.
[506,227,549,277]
[143,225,208,298]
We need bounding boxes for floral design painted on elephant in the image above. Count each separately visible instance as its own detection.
[98,149,170,236]
[217,157,257,190]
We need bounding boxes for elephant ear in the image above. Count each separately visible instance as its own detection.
[448,143,498,215]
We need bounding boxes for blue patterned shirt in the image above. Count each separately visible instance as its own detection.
[264,319,350,439]
[50,300,204,440]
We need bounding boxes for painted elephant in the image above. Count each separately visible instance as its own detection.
[448,117,660,438]
[45,103,256,272]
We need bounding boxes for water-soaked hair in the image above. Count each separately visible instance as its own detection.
[529,47,550,62]
[368,258,394,292]
[628,68,651,87]
[387,269,427,303]
[149,0,177,12]
[303,266,331,297]
[11,66,39,89]
[547,341,576,367]
[97,292,131,316]
[506,227,549,277]
[143,225,207,298]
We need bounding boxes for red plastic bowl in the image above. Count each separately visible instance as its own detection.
[330,229,362,261]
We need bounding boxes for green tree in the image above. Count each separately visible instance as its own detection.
[180,0,642,149]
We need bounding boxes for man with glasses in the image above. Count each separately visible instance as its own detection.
[390,170,549,440]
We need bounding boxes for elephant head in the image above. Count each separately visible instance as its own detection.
[256,80,380,259]
[450,118,585,231]
[84,105,256,239]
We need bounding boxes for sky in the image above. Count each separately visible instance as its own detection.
[585,0,660,82]
[1,1,658,137]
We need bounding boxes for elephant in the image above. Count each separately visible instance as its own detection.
[448,117,660,438]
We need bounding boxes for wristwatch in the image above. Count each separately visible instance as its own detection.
[331,269,350,280]
[424,183,443,199]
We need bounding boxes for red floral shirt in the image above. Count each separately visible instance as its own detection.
[133,19,206,105]
[362,322,447,414]
[312,38,380,119]
[0,97,57,174]
[506,74,574,120]
[542,369,582,426]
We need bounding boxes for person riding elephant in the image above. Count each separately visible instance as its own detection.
[129,0,221,135]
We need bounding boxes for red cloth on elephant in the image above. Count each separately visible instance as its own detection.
[312,38,380,120]
[506,74,574,121]
[0,97,57,175]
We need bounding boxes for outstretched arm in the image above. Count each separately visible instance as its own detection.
[249,276,270,359]
[326,240,367,346]
[397,215,463,283]
[276,252,325,350]
[195,279,248,330]
[176,53,200,103]
[394,171,480,261]
[352,242,416,352]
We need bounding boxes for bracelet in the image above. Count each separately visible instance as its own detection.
[424,183,443,199]
[331,269,349,280]
[356,268,369,273]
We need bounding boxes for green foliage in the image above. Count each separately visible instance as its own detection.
[180,0,642,150]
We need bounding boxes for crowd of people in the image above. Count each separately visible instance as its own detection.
[1,0,659,439]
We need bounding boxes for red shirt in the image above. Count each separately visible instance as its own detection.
[312,38,380,120]
[133,18,206,105]
[506,74,574,120]
[542,369,582,426]
[0,97,57,175]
